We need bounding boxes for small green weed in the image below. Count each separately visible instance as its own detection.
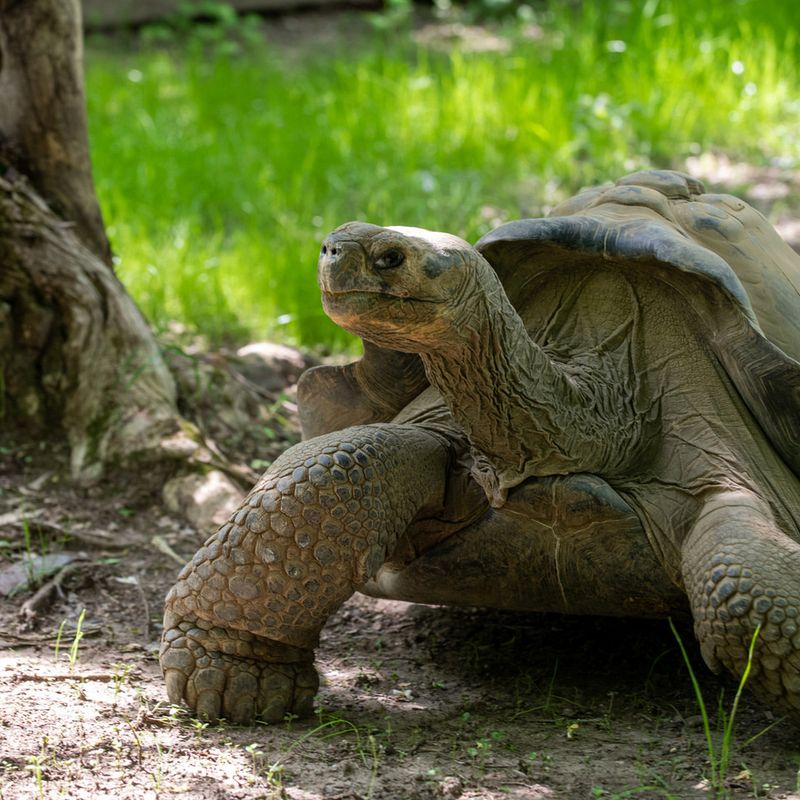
[465,728,510,772]
[54,609,88,666]
[190,718,210,739]
[150,737,164,792]
[112,662,133,698]
[20,515,47,588]
[68,608,87,671]
[669,619,762,799]
[21,516,35,584]
[53,618,67,662]
[25,754,45,800]
[24,737,52,800]
[246,709,381,797]
[244,742,265,781]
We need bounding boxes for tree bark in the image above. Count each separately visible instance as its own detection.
[0,0,181,481]
[0,0,110,263]
[0,176,179,480]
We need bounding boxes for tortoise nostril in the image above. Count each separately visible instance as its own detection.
[321,245,328,255]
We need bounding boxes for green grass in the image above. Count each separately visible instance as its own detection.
[85,0,800,348]
[669,619,764,799]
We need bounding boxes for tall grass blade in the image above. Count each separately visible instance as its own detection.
[668,618,718,789]
[669,618,763,799]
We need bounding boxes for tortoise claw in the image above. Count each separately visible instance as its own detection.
[164,669,187,706]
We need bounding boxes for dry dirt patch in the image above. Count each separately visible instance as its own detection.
[1,450,799,800]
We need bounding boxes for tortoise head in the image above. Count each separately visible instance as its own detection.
[318,222,487,352]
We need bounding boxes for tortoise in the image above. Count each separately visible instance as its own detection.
[160,169,800,725]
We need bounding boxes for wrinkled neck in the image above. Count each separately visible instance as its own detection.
[417,263,657,509]
[420,272,542,482]
[418,266,629,507]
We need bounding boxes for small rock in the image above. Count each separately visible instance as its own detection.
[163,470,244,534]
[439,776,464,798]
[159,431,200,459]
[236,342,318,392]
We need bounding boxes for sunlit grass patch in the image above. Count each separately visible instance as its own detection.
[85,0,800,348]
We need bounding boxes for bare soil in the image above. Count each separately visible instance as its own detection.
[1,417,800,800]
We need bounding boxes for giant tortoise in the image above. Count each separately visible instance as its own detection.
[160,169,800,724]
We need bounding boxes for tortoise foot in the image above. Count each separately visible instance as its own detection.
[683,491,800,720]
[160,611,318,724]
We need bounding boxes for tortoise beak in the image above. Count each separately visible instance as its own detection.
[317,237,369,295]
[318,221,389,295]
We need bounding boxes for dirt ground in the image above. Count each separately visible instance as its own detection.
[2,399,800,800]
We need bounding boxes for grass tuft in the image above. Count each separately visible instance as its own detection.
[669,618,762,799]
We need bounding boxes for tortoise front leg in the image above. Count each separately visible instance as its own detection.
[681,490,800,717]
[160,424,449,724]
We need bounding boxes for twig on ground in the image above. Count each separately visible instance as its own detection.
[130,704,180,730]
[189,444,259,486]
[18,560,89,624]
[110,575,152,639]
[151,535,189,567]
[23,471,55,493]
[0,626,103,647]
[10,671,137,683]
[0,511,126,549]
[224,358,279,400]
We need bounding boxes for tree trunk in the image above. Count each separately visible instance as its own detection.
[0,177,180,481]
[0,0,110,263]
[0,0,181,482]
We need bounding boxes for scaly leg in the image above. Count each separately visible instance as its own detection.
[681,490,800,717]
[160,424,449,724]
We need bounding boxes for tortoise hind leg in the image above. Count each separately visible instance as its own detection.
[681,490,800,717]
[160,423,450,724]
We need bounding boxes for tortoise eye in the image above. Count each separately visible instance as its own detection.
[375,248,405,270]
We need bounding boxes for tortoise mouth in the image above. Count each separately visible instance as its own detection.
[321,288,443,305]
[321,289,445,337]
